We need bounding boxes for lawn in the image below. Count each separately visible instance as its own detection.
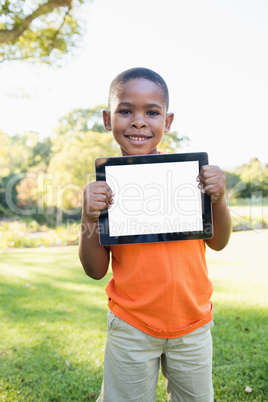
[0,230,267,401]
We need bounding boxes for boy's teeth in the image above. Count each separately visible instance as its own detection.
[128,136,147,141]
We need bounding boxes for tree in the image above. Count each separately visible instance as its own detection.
[0,107,190,222]
[225,158,268,200]
[52,105,106,153]
[0,130,52,217]
[158,131,189,154]
[235,158,263,198]
[224,170,243,202]
[46,127,120,221]
[0,130,14,216]
[48,126,120,189]
[0,0,89,64]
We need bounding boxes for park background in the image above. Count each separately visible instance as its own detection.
[0,0,268,400]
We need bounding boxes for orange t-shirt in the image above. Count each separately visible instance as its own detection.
[106,239,213,338]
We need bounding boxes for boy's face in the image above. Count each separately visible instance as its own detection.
[103,79,174,156]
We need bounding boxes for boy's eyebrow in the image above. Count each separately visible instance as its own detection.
[145,103,163,110]
[117,102,163,110]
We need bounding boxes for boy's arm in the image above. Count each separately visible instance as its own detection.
[79,181,113,279]
[197,165,232,251]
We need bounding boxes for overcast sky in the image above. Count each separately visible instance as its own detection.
[0,0,267,170]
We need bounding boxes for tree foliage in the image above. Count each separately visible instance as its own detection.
[0,130,52,216]
[52,105,106,153]
[49,106,120,188]
[1,106,267,223]
[0,0,88,64]
[158,131,189,154]
[225,157,268,200]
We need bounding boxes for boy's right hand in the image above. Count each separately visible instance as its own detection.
[82,181,114,222]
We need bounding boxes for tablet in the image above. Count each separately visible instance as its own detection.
[95,152,213,245]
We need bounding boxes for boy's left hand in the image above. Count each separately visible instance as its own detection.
[197,165,226,204]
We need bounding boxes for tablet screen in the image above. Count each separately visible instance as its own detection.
[95,152,213,245]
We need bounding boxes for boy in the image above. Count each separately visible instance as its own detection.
[79,67,232,401]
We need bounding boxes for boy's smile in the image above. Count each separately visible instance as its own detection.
[103,79,174,156]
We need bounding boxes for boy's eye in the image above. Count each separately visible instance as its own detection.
[119,109,131,115]
[147,110,160,116]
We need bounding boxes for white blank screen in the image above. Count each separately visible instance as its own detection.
[105,161,203,237]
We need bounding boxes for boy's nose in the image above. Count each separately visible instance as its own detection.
[131,115,146,129]
[131,122,146,129]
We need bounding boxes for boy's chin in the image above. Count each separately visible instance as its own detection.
[121,146,158,156]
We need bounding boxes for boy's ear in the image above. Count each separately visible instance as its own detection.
[103,110,112,131]
[164,113,174,133]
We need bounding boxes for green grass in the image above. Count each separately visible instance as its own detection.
[0,247,108,401]
[0,231,268,401]
[206,230,268,401]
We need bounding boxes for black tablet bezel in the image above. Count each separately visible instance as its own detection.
[95,152,213,245]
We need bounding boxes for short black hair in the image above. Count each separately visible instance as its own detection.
[108,67,169,110]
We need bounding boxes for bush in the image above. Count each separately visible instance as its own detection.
[0,219,80,249]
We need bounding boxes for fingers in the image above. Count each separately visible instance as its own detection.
[197,165,226,203]
[83,181,114,221]
[91,185,114,208]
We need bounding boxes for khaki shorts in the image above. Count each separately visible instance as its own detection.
[97,311,214,402]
